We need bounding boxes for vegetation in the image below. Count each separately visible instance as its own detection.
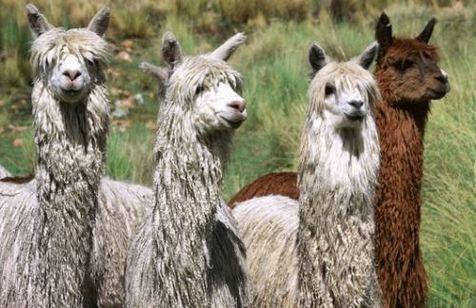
[0,0,474,306]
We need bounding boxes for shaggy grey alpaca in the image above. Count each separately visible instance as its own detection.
[125,32,251,307]
[233,42,382,307]
[0,5,152,307]
[0,165,10,178]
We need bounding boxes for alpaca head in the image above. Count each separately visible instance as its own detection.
[375,12,450,104]
[141,32,247,135]
[308,42,380,130]
[26,4,110,104]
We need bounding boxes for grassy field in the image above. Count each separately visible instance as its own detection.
[0,0,474,306]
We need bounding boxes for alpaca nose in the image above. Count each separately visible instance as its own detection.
[349,100,363,109]
[228,100,246,113]
[435,74,448,83]
[63,69,82,81]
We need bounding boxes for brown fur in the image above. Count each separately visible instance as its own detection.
[229,13,449,308]
[372,13,448,307]
[228,172,298,208]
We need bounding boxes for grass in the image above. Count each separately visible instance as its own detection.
[0,0,474,306]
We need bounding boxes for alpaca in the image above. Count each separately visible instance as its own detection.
[0,164,11,178]
[230,14,450,307]
[125,31,251,307]
[373,13,449,307]
[0,5,152,306]
[233,42,382,307]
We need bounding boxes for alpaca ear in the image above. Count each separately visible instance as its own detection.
[161,32,183,70]
[356,42,378,70]
[139,62,169,81]
[25,4,53,38]
[139,62,168,99]
[87,7,110,36]
[209,32,246,61]
[308,43,329,74]
[416,18,437,43]
[375,12,392,61]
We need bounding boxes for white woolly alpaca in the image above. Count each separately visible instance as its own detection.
[0,165,10,178]
[0,5,152,306]
[233,42,382,307]
[125,32,251,307]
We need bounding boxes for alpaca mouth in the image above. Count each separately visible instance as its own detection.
[62,88,82,96]
[428,87,448,99]
[220,114,246,129]
[344,113,365,121]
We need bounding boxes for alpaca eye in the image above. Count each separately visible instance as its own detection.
[393,60,414,71]
[86,59,96,66]
[234,84,243,94]
[422,51,431,60]
[325,85,335,96]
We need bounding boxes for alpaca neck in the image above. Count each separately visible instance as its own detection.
[297,117,380,306]
[374,99,431,277]
[151,105,230,304]
[376,100,429,201]
[389,100,429,136]
[31,80,109,304]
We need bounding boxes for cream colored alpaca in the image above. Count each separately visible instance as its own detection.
[0,5,151,306]
[234,42,382,307]
[126,32,251,307]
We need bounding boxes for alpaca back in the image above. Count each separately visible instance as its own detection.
[233,195,299,308]
[0,181,40,306]
[92,178,154,306]
[229,172,298,208]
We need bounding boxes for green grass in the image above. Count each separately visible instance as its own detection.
[0,1,474,306]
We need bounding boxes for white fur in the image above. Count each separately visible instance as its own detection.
[50,53,91,100]
[0,165,10,178]
[194,82,247,133]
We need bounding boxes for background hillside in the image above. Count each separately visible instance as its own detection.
[0,0,474,306]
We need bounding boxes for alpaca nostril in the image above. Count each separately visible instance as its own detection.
[228,100,246,113]
[63,70,82,81]
[435,74,448,83]
[349,100,363,109]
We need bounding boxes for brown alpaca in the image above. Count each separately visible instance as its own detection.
[372,12,449,307]
[230,13,449,307]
